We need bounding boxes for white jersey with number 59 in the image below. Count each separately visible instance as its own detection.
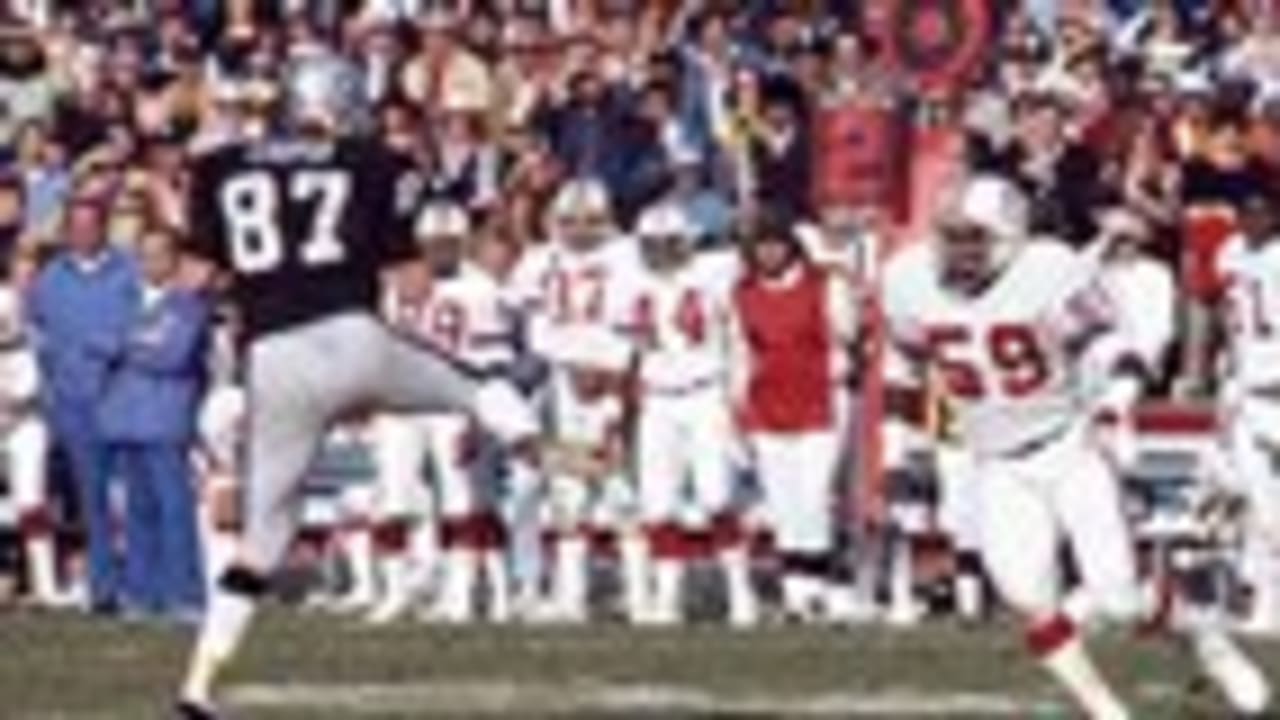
[613,252,737,393]
[1218,235,1280,391]
[882,241,1119,458]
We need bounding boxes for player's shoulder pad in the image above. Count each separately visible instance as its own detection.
[1250,236,1280,264]
[1020,238,1081,266]
[1017,239,1093,283]
[604,236,644,267]
[880,242,937,323]
[515,241,554,272]
[881,241,933,288]
[692,247,740,277]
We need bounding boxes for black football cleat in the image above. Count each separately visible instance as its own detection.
[175,699,222,720]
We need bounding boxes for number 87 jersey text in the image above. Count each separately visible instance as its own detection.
[187,137,421,340]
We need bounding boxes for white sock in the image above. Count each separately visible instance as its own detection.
[200,523,238,602]
[23,533,58,601]
[377,551,409,606]
[437,548,477,620]
[1033,620,1129,720]
[480,550,511,622]
[651,558,682,622]
[1185,616,1272,713]
[409,522,440,593]
[342,526,377,602]
[719,547,757,625]
[553,536,589,618]
[887,537,917,620]
[182,589,257,705]
[617,532,650,622]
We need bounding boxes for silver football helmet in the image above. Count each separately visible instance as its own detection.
[548,177,615,252]
[283,51,372,136]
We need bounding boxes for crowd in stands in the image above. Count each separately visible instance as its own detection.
[0,0,1275,627]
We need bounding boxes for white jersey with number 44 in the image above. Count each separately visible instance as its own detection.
[1218,235,1280,391]
[614,252,737,393]
[883,241,1119,458]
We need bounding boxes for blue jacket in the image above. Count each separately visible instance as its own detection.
[29,247,138,411]
[98,288,210,444]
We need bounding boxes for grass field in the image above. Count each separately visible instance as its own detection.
[1,609,1278,719]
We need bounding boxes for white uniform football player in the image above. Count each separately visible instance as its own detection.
[614,203,756,626]
[1215,191,1280,636]
[0,284,55,605]
[509,177,642,367]
[539,327,636,624]
[368,202,521,624]
[882,176,1270,720]
[507,179,641,613]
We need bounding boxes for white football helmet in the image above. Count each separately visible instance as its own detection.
[935,175,1029,290]
[635,202,695,272]
[548,177,615,251]
[414,201,472,241]
[414,202,470,275]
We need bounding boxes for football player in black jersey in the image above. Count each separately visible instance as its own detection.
[175,52,538,720]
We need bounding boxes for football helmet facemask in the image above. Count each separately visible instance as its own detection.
[548,178,615,253]
[636,203,695,274]
[414,202,471,277]
[935,175,1029,294]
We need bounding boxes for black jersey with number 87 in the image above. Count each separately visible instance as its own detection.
[188,137,420,340]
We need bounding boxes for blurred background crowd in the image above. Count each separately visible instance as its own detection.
[0,0,1277,629]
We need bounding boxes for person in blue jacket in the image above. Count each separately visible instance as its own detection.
[99,226,210,620]
[27,189,138,613]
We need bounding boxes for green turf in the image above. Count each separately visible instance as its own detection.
[0,609,1276,718]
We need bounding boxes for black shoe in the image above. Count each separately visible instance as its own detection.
[89,599,120,618]
[175,699,221,720]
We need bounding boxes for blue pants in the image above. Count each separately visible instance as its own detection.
[114,443,205,614]
[51,402,117,608]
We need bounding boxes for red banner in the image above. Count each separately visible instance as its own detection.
[875,0,997,97]
[812,101,911,222]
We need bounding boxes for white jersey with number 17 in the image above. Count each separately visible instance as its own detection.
[509,238,640,363]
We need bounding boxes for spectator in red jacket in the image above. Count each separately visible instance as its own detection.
[729,210,857,621]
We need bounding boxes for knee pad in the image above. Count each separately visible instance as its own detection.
[1025,613,1077,657]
